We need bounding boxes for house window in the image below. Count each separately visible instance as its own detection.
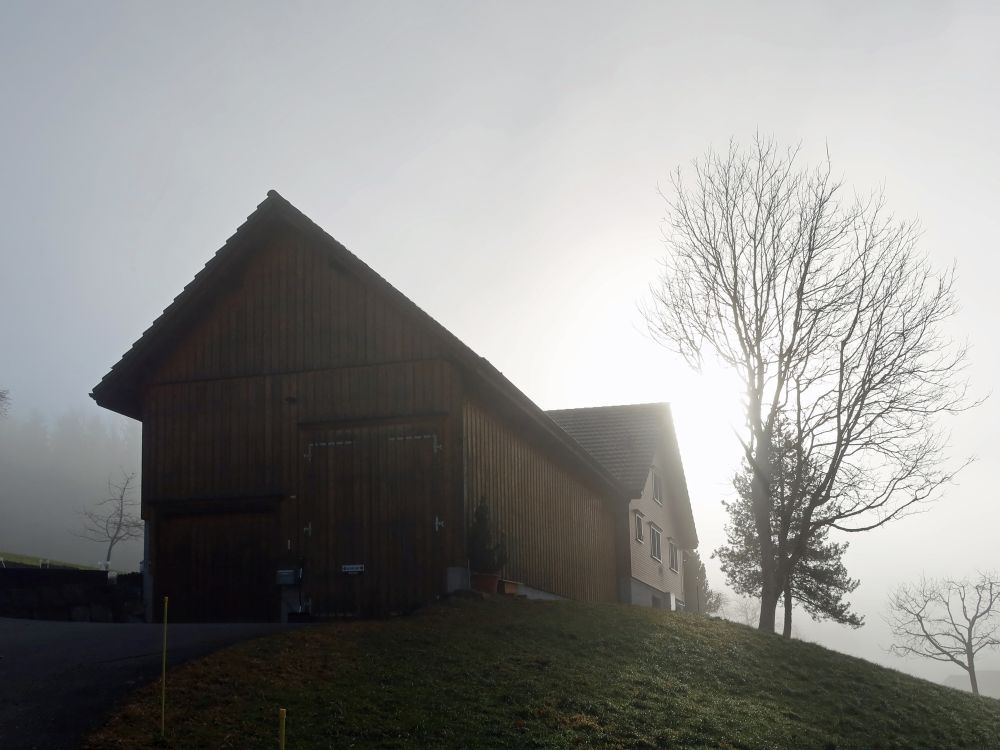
[650,525,662,561]
[652,471,663,505]
[634,511,644,542]
[668,539,679,572]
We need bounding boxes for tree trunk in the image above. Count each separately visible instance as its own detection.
[752,436,778,632]
[968,652,979,697]
[758,568,780,631]
[782,580,793,638]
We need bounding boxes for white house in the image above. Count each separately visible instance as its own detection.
[548,403,698,609]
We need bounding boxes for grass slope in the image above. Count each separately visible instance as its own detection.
[0,549,97,570]
[86,597,1000,749]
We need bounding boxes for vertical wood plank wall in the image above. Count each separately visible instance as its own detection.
[150,227,449,386]
[462,399,619,602]
[140,225,467,616]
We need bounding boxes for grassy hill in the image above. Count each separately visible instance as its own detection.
[0,549,97,570]
[86,596,1000,749]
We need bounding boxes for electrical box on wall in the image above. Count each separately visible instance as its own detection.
[275,569,299,586]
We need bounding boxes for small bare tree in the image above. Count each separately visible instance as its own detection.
[646,136,975,631]
[721,595,760,627]
[0,388,9,418]
[887,573,1000,696]
[77,472,143,568]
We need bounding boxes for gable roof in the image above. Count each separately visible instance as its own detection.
[91,190,628,502]
[547,403,698,548]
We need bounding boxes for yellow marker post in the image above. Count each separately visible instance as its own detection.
[161,596,169,736]
[279,708,287,750]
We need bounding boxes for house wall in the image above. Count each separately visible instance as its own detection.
[462,399,620,603]
[628,450,686,607]
[629,577,674,610]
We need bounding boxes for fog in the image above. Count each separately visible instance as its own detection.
[0,411,142,570]
[2,1,999,689]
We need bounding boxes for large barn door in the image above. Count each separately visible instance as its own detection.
[155,510,278,622]
[301,420,446,617]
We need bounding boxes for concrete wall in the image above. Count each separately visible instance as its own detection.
[629,577,676,609]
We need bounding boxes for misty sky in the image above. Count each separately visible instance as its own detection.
[2,2,999,685]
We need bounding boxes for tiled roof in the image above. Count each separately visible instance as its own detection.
[548,402,698,547]
[546,403,667,497]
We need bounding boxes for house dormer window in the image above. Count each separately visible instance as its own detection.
[652,471,663,505]
[634,511,644,542]
[649,524,662,561]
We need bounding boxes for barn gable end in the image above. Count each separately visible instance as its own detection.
[148,224,448,386]
[92,191,631,622]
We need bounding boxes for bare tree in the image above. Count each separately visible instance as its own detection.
[646,136,974,631]
[77,472,143,568]
[887,573,1000,696]
[721,594,760,627]
[0,388,9,418]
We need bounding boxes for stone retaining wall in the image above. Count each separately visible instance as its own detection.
[0,568,143,621]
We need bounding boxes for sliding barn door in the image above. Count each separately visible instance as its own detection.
[300,421,447,616]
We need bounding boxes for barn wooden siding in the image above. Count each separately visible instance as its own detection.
[143,361,461,502]
[141,225,466,619]
[133,216,624,620]
[462,399,620,602]
[152,224,448,384]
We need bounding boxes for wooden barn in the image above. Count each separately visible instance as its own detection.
[92,191,652,622]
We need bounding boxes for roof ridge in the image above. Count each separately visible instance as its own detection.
[545,402,670,413]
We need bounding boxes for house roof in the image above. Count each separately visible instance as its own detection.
[547,403,698,548]
[91,190,628,502]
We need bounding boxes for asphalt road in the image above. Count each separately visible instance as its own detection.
[0,617,296,750]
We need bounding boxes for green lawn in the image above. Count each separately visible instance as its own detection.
[0,549,97,570]
[86,596,1000,749]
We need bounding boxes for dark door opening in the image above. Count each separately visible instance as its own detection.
[155,510,278,622]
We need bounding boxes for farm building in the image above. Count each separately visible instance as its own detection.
[91,191,697,622]
[548,404,697,609]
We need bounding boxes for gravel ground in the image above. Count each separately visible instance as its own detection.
[0,616,297,750]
